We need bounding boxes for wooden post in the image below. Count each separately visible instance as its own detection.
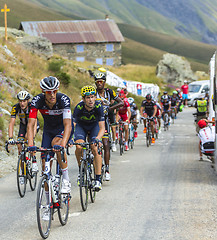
[1,4,10,41]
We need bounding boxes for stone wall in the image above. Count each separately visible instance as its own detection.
[53,42,122,66]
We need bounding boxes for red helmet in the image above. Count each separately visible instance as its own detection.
[119,89,126,98]
[198,120,207,128]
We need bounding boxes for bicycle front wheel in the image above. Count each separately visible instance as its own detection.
[89,163,96,203]
[17,155,27,198]
[146,129,150,147]
[119,131,124,155]
[80,160,88,211]
[58,175,70,225]
[29,156,37,191]
[36,176,52,239]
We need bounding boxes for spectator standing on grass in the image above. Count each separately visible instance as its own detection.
[181,80,189,107]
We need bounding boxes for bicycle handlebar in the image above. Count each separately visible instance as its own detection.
[5,140,28,153]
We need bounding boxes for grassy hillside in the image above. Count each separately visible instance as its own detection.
[119,23,217,66]
[0,0,71,28]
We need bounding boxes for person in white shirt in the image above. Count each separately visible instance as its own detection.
[197,119,215,162]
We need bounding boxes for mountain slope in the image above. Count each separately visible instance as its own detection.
[29,0,217,44]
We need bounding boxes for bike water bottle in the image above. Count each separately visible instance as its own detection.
[44,161,50,175]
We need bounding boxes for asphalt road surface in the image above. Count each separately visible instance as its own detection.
[1,107,217,240]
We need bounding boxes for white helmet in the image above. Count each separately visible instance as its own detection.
[17,91,30,101]
[40,76,60,91]
[128,97,134,105]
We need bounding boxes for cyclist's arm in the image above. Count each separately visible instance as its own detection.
[109,97,124,111]
[96,120,105,140]
[61,118,72,148]
[168,102,171,111]
[127,107,131,122]
[27,118,37,146]
[140,106,144,116]
[153,105,157,117]
[8,117,16,138]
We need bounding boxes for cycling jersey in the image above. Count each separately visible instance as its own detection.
[161,99,171,111]
[73,100,104,125]
[160,95,171,103]
[130,103,137,117]
[141,100,156,113]
[198,126,215,155]
[29,93,72,129]
[96,88,118,106]
[170,96,179,107]
[118,98,130,115]
[11,102,31,125]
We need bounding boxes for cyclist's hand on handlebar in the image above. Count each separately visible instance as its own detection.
[68,139,74,146]
[93,138,102,147]
[53,145,64,151]
[8,138,15,145]
[28,146,37,152]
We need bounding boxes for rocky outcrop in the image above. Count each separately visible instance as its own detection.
[0,27,53,59]
[156,53,197,84]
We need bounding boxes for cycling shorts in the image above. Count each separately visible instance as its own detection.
[118,112,128,122]
[18,120,40,138]
[143,111,154,117]
[74,123,99,142]
[108,110,115,125]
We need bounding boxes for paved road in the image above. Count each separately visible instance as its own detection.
[1,108,217,240]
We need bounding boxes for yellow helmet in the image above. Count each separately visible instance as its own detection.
[81,85,96,97]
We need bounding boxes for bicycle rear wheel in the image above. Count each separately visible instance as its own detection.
[79,160,88,211]
[58,174,70,226]
[36,176,52,239]
[89,163,96,203]
[119,131,124,155]
[17,155,27,198]
[29,156,37,191]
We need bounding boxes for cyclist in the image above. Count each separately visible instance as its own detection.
[155,101,162,131]
[94,72,123,180]
[117,89,131,151]
[8,90,39,172]
[73,86,105,191]
[176,88,183,112]
[27,76,73,194]
[197,119,215,162]
[140,94,157,144]
[170,91,179,118]
[194,97,208,133]
[128,97,138,138]
[161,91,170,102]
[161,95,171,125]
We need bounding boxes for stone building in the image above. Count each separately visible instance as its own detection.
[19,19,125,66]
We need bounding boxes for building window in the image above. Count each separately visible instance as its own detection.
[96,58,103,65]
[106,58,113,66]
[106,44,114,52]
[76,45,84,53]
[76,57,85,62]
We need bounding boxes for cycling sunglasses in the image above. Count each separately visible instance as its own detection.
[84,91,96,96]
[95,80,105,84]
[44,89,58,95]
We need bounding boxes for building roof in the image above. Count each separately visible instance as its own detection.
[19,19,125,44]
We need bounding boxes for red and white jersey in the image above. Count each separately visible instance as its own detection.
[118,98,130,115]
[198,126,215,152]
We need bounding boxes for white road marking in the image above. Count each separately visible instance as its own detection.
[69,212,81,217]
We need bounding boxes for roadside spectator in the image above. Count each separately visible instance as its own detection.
[181,80,189,107]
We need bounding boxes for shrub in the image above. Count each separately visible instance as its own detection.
[56,72,71,86]
[48,60,65,73]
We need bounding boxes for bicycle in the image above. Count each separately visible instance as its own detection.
[163,111,170,131]
[171,107,176,124]
[35,147,71,239]
[154,118,159,140]
[118,120,125,155]
[74,142,98,211]
[5,139,37,198]
[128,120,135,149]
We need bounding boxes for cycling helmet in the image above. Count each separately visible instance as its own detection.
[146,94,152,100]
[176,88,181,92]
[17,90,30,101]
[162,95,168,100]
[40,76,60,91]
[119,89,126,98]
[163,91,167,94]
[94,72,106,81]
[198,120,207,128]
[81,85,96,97]
[173,91,178,94]
[128,97,134,104]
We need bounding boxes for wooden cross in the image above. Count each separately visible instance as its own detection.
[1,4,10,41]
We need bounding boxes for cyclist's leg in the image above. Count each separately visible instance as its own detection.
[74,124,86,166]
[17,123,26,155]
[102,119,111,177]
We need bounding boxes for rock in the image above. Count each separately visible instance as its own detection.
[0,107,10,115]
[156,53,198,84]
[16,36,53,59]
[195,71,209,79]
